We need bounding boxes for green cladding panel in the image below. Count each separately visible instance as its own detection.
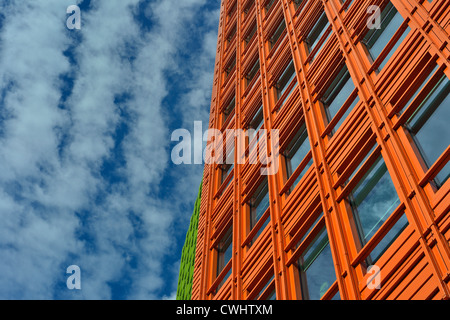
[176,181,202,300]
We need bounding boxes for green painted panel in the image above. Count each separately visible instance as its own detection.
[176,181,202,300]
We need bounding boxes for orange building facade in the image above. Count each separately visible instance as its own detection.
[192,0,450,300]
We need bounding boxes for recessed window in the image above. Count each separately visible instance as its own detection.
[224,55,236,79]
[222,96,235,126]
[341,0,354,11]
[248,106,264,148]
[362,2,409,71]
[297,213,336,300]
[248,179,271,243]
[243,1,253,18]
[253,274,276,300]
[293,0,304,10]
[216,227,233,291]
[305,11,331,61]
[246,59,260,89]
[220,162,234,186]
[341,145,409,265]
[284,124,312,193]
[227,1,237,22]
[398,64,439,116]
[269,20,286,51]
[404,73,450,188]
[320,64,359,135]
[348,155,401,251]
[226,25,236,49]
[244,23,257,48]
[369,213,408,263]
[275,60,296,102]
[265,0,276,13]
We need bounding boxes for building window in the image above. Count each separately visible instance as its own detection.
[243,1,253,18]
[275,60,296,102]
[269,20,286,51]
[248,179,271,244]
[404,73,450,188]
[265,0,276,13]
[246,59,260,89]
[368,213,409,263]
[320,64,358,135]
[253,274,276,300]
[224,54,236,80]
[348,155,402,252]
[244,22,257,48]
[305,11,331,61]
[216,227,233,291]
[220,163,234,185]
[362,2,409,71]
[341,0,354,11]
[284,124,312,193]
[227,0,237,22]
[222,96,235,127]
[248,106,264,148]
[293,0,304,10]
[297,213,336,300]
[226,25,236,49]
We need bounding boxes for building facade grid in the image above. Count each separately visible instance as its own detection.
[192,0,450,300]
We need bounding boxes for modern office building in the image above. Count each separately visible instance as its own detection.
[179,0,450,300]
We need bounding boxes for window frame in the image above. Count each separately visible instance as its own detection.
[294,213,338,300]
[305,10,332,63]
[391,63,450,207]
[274,59,297,106]
[319,64,359,138]
[361,1,410,73]
[282,123,313,195]
[244,178,271,247]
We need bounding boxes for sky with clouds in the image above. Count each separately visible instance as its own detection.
[0,0,220,299]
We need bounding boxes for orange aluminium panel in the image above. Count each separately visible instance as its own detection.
[192,0,450,300]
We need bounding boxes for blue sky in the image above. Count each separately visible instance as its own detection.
[0,0,220,299]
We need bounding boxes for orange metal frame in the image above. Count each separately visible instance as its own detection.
[192,0,450,300]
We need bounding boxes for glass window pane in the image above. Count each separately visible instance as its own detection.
[287,126,309,172]
[270,21,286,50]
[298,228,335,300]
[406,75,450,186]
[333,95,359,132]
[349,156,400,245]
[217,229,232,276]
[321,65,357,134]
[216,268,231,292]
[223,97,235,125]
[363,2,405,70]
[399,64,439,115]
[307,12,329,54]
[323,68,353,117]
[254,275,275,300]
[346,144,377,184]
[249,180,271,244]
[285,125,312,192]
[276,60,296,100]
[369,214,408,263]
[246,59,260,88]
[254,192,269,223]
